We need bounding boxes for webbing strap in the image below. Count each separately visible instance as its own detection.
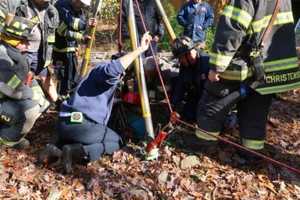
[260,0,281,47]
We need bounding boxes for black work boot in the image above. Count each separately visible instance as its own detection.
[38,144,62,164]
[62,144,88,174]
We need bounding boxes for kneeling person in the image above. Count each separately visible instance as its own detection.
[0,13,50,147]
[40,33,153,173]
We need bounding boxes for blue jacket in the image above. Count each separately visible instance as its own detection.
[61,60,124,125]
[54,0,87,52]
[177,1,214,42]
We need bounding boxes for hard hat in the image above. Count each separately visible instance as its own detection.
[2,13,36,41]
[80,0,91,6]
[171,36,196,58]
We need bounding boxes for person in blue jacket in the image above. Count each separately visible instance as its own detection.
[177,0,214,44]
[39,32,153,173]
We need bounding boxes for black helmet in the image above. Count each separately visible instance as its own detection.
[2,13,36,41]
[171,36,195,58]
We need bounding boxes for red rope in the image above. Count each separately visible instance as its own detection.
[133,0,173,113]
[132,0,300,176]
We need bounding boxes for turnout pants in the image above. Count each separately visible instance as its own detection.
[53,51,78,96]
[196,80,273,150]
[0,99,40,144]
[57,115,122,161]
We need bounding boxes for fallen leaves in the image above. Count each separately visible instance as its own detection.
[0,92,300,199]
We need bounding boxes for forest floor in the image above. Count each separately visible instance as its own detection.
[1,90,300,200]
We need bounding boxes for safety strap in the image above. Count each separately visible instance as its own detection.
[260,0,281,48]
[251,0,281,82]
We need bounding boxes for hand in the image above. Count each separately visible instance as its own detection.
[140,32,152,52]
[208,70,220,82]
[83,34,92,42]
[88,18,97,27]
[153,35,160,42]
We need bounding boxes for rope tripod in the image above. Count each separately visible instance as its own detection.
[123,0,300,176]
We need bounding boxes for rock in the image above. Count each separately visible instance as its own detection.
[180,156,200,170]
[158,171,169,185]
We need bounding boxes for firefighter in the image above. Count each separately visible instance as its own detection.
[14,0,59,102]
[0,13,50,148]
[121,0,164,57]
[53,0,96,97]
[38,33,152,173]
[196,0,299,156]
[171,36,209,122]
[177,0,214,45]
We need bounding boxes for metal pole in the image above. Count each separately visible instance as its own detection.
[154,0,177,41]
[128,0,155,139]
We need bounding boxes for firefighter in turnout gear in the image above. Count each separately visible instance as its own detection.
[196,0,299,153]
[53,0,95,97]
[171,36,210,122]
[13,0,59,102]
[0,13,50,148]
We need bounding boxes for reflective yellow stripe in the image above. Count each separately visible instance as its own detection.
[72,18,80,30]
[5,28,23,36]
[220,69,253,81]
[31,16,40,24]
[73,32,83,41]
[249,12,294,34]
[195,129,219,141]
[47,34,55,43]
[57,23,68,36]
[222,5,253,28]
[220,57,298,81]
[7,75,21,89]
[264,57,298,72]
[0,9,5,19]
[242,138,264,150]
[257,81,300,95]
[53,46,77,52]
[209,52,233,69]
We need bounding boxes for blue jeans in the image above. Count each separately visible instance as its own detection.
[57,116,122,161]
